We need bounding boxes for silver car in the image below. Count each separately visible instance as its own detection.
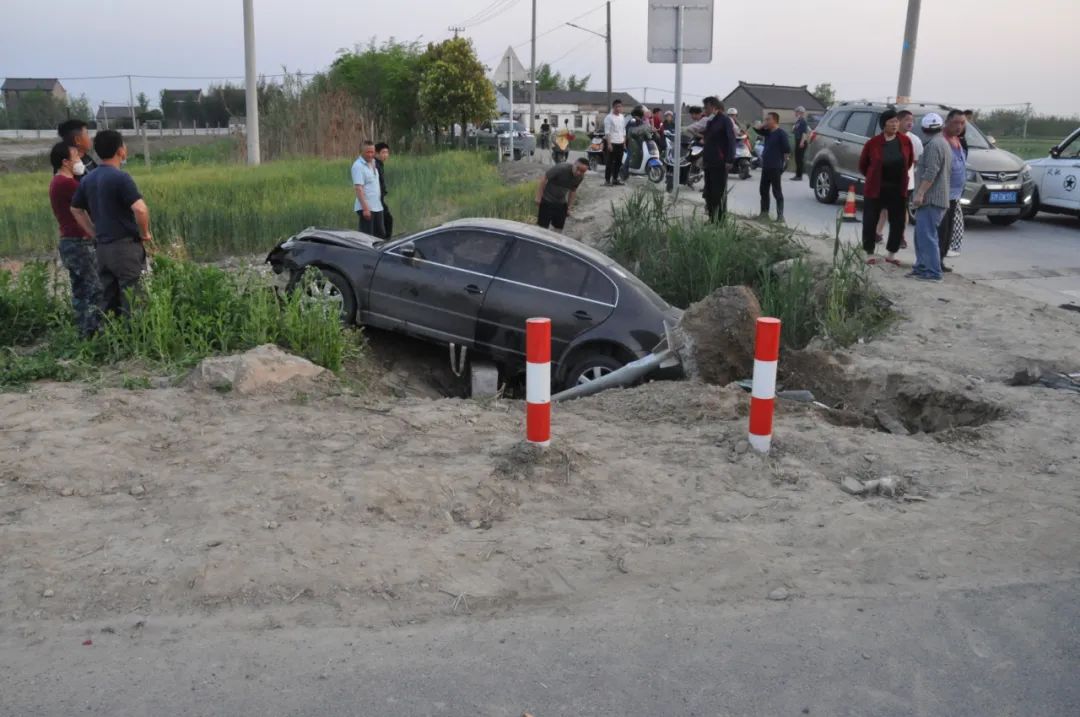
[804,101,1035,226]
[471,120,536,161]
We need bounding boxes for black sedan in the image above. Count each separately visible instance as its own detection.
[266,219,680,390]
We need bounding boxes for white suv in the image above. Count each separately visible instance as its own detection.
[1024,128,1080,222]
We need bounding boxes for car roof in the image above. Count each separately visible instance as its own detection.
[829,100,962,113]
[439,218,617,267]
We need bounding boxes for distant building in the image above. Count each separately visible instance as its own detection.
[96,104,136,130]
[510,90,642,133]
[2,77,67,115]
[721,82,826,126]
[160,89,204,127]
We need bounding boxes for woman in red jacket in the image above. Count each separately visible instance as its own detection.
[859,109,914,265]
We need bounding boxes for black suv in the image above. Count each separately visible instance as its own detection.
[804,101,1035,226]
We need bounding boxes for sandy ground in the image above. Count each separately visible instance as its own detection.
[1,164,1079,708]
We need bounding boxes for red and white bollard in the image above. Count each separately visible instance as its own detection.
[748,317,782,453]
[526,317,551,447]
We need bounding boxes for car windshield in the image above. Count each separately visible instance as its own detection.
[911,115,992,149]
[494,121,526,133]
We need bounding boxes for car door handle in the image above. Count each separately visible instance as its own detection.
[464,284,484,295]
[573,310,592,321]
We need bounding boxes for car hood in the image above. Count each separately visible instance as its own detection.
[966,149,1026,172]
[289,227,382,251]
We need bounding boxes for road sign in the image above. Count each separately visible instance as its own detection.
[647,1,714,64]
[492,46,528,81]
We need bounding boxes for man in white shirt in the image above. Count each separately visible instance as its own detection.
[351,140,385,237]
[602,99,627,186]
[877,110,924,246]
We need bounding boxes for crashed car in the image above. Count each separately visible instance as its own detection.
[266,218,680,390]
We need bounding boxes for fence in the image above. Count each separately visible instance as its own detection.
[0,127,235,140]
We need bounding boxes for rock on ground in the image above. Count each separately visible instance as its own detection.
[185,344,326,395]
[676,286,762,386]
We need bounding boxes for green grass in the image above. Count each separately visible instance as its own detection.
[605,190,892,348]
[0,152,536,260]
[0,256,361,388]
[994,137,1059,160]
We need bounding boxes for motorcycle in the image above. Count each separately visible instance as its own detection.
[663,130,703,188]
[751,137,764,171]
[551,131,573,163]
[586,130,606,171]
[620,135,665,184]
[731,132,753,180]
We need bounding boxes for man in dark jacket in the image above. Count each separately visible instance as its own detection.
[58,119,98,176]
[791,106,810,180]
[374,143,393,238]
[701,97,736,223]
[758,112,792,222]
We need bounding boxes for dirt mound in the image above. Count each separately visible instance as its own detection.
[574,380,744,425]
[185,344,327,394]
[676,286,762,385]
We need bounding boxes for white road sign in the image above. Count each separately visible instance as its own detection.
[492,46,528,80]
[647,1,714,64]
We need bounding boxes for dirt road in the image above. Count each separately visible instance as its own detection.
[2,166,1078,714]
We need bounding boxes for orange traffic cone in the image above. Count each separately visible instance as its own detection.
[842,184,858,222]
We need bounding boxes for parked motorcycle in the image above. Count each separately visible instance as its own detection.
[586,130,606,171]
[663,130,703,188]
[731,132,753,180]
[551,131,573,163]
[620,136,665,184]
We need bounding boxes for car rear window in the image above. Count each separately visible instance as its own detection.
[581,268,617,305]
[499,239,590,297]
[844,111,877,137]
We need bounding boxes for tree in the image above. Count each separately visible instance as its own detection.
[10,90,67,129]
[534,63,563,91]
[566,74,590,92]
[419,37,496,148]
[67,94,92,123]
[328,39,427,144]
[135,91,151,119]
[811,83,835,109]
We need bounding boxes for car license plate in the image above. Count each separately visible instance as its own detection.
[989,191,1017,204]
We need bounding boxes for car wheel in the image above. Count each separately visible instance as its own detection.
[563,353,624,391]
[589,157,598,172]
[287,266,355,325]
[1022,189,1039,220]
[513,149,523,161]
[812,163,839,204]
[988,215,1021,227]
[647,164,665,183]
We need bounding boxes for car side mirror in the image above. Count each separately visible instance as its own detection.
[1050,148,1061,159]
[398,242,417,259]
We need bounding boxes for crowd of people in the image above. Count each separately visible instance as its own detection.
[46,121,152,338]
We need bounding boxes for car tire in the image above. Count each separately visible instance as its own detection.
[513,149,522,161]
[812,163,839,204]
[287,266,356,325]
[988,215,1021,227]
[1022,189,1039,220]
[563,353,624,391]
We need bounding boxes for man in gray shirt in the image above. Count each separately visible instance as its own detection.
[909,113,949,282]
[535,158,588,231]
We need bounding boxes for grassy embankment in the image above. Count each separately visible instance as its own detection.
[993,137,1060,160]
[0,151,536,259]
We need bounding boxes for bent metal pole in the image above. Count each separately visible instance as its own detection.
[749,317,782,453]
[526,318,552,446]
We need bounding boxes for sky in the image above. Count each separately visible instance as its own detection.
[2,0,1078,117]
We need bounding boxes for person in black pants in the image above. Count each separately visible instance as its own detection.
[603,99,626,186]
[536,158,588,231]
[700,97,736,222]
[858,109,914,265]
[758,112,791,222]
[374,142,393,238]
[791,106,809,180]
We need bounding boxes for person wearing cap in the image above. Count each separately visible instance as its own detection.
[791,107,810,181]
[858,109,914,265]
[909,113,950,281]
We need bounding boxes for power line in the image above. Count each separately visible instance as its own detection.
[484,0,616,64]
[462,0,520,28]
[54,72,310,81]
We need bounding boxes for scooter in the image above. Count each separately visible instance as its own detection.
[732,132,753,180]
[620,137,665,184]
[663,130,703,188]
[551,131,573,163]
[751,137,764,171]
[586,130,606,171]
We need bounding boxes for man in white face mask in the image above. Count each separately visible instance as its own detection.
[49,141,102,337]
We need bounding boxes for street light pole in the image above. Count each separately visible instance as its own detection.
[896,0,922,103]
[565,8,612,107]
[243,0,261,165]
[529,0,537,135]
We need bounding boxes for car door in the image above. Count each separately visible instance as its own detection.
[1041,130,1080,211]
[840,111,879,190]
[368,230,511,347]
[476,238,617,368]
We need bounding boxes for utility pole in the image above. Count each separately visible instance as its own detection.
[448,26,464,38]
[243,0,261,165]
[127,75,150,167]
[606,1,612,110]
[529,0,537,136]
[1023,102,1032,139]
[895,0,921,103]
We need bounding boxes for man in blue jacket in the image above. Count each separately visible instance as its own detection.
[701,96,736,223]
[758,112,792,222]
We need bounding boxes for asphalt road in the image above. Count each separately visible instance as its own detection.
[716,172,1080,309]
[3,579,1077,716]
